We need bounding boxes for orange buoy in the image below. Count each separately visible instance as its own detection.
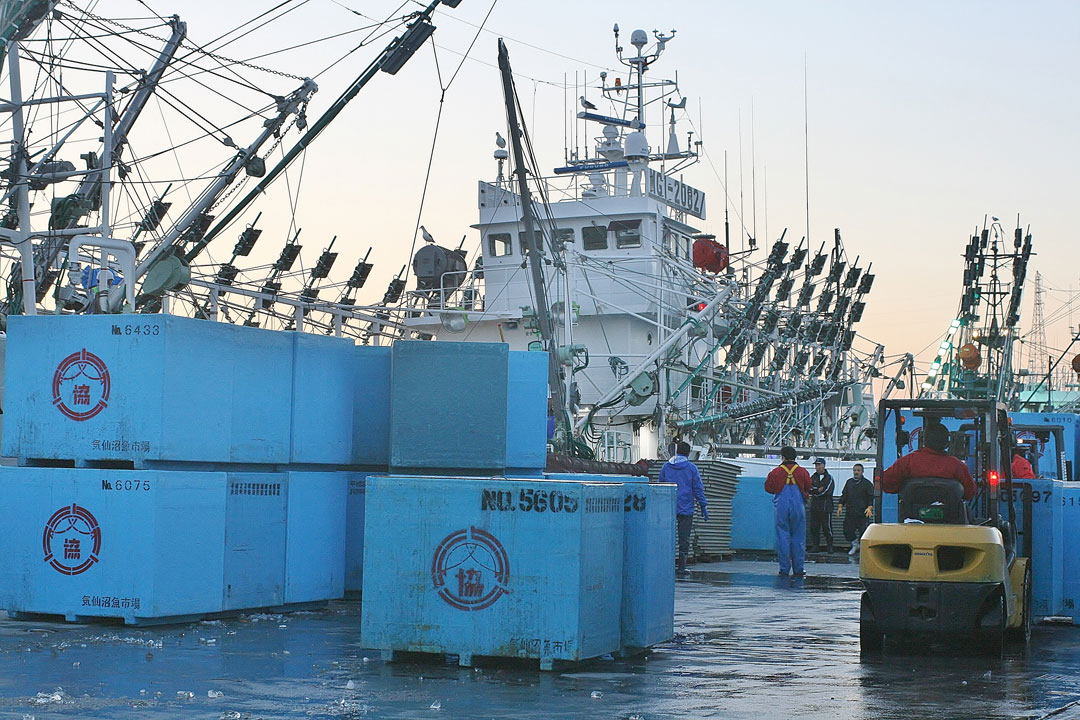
[958,343,981,370]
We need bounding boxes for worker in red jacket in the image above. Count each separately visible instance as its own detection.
[765,446,813,577]
[881,423,977,500]
[1011,449,1036,480]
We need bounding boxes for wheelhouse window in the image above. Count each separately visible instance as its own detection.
[518,228,573,251]
[582,225,608,250]
[487,232,512,257]
[611,219,642,248]
[665,230,678,256]
[555,227,575,245]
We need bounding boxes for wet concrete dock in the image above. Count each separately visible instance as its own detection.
[2,558,1079,719]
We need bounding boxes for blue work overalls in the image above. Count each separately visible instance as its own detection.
[775,464,807,575]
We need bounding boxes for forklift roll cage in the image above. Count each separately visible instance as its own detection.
[873,398,1019,537]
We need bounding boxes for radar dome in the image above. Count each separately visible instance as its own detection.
[624,131,649,160]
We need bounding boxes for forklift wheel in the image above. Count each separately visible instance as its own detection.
[983,593,1005,657]
[1005,563,1032,645]
[860,593,884,655]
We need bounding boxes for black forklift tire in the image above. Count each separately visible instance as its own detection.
[983,593,1006,658]
[860,592,884,656]
[1005,563,1032,644]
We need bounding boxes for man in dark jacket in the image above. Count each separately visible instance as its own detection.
[838,463,874,556]
[765,446,812,577]
[807,458,835,554]
[660,441,708,577]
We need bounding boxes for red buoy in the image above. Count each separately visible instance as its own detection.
[958,343,981,370]
[692,237,729,274]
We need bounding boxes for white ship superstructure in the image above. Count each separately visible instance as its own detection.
[404,26,880,462]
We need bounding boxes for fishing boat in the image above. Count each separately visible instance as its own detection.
[401,25,882,462]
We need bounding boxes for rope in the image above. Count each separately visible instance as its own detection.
[62,0,307,81]
[401,0,499,291]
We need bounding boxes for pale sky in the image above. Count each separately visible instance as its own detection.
[61,1,1080,374]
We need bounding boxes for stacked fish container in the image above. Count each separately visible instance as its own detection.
[359,341,674,669]
[547,472,677,654]
[0,315,349,624]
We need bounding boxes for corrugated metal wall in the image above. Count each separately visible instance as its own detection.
[649,460,743,560]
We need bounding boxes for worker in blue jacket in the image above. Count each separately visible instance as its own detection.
[660,441,708,577]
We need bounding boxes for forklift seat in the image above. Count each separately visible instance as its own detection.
[898,477,969,524]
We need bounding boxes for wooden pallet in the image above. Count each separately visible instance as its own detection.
[378,648,613,672]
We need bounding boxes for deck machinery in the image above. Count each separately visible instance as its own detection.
[859,399,1032,654]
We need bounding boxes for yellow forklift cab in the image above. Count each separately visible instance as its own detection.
[859,399,1032,655]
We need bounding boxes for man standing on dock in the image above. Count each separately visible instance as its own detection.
[837,463,874,556]
[765,447,812,577]
[661,441,708,578]
[807,458,835,554]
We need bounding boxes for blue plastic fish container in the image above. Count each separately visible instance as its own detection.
[0,467,347,624]
[284,471,348,603]
[621,482,676,650]
[1059,483,1080,622]
[730,476,776,551]
[223,472,288,610]
[290,332,356,465]
[731,471,891,551]
[1007,478,1063,621]
[2,315,292,464]
[352,346,391,467]
[389,342,509,473]
[507,351,549,474]
[0,466,228,623]
[880,492,899,523]
[545,473,676,652]
[344,471,379,597]
[226,470,346,607]
[361,475,624,669]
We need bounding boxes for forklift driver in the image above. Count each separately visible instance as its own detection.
[1011,448,1036,480]
[881,422,977,500]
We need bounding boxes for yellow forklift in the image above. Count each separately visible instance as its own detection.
[859,399,1032,655]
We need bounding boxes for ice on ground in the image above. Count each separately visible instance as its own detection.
[245,613,283,623]
[29,688,67,706]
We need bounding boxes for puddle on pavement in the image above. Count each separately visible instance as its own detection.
[1,564,1079,718]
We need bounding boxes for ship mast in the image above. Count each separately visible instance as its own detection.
[497,38,569,430]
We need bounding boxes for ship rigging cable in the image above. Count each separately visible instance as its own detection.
[401,0,499,291]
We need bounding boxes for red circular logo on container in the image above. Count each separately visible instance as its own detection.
[52,349,111,421]
[431,526,510,611]
[43,503,102,575]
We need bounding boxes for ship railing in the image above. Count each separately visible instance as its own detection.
[598,429,634,464]
[491,171,647,205]
[404,267,485,314]
[528,156,701,205]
